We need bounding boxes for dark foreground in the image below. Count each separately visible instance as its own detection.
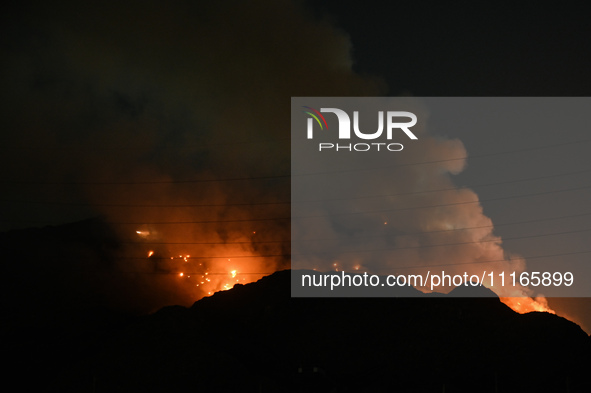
[1,221,590,392]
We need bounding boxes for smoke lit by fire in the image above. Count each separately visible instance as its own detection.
[0,0,574,324]
[500,296,555,314]
[292,99,561,317]
[125,224,282,303]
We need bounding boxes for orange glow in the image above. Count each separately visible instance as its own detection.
[500,297,556,314]
[133,230,273,302]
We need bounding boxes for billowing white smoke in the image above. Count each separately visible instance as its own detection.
[291,98,551,312]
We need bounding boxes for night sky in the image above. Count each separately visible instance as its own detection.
[1,0,590,333]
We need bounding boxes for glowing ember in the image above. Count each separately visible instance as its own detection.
[140,241,270,302]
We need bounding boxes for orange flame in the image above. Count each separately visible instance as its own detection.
[500,296,555,314]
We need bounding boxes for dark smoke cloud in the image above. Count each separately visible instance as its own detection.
[0,0,382,311]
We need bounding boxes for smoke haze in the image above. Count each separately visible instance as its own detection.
[0,1,577,319]
[0,0,382,311]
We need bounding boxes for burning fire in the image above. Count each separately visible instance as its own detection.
[500,296,555,314]
[132,230,560,322]
[136,230,268,299]
[481,273,557,315]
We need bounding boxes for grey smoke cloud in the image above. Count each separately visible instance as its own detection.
[291,97,562,313]
[0,0,382,311]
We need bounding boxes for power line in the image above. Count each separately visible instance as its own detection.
[0,173,290,186]
[293,167,591,204]
[2,167,590,208]
[2,138,589,185]
[299,211,591,242]
[0,209,583,251]
[0,198,291,208]
[291,138,591,178]
[0,216,291,225]
[378,250,591,271]
[122,211,591,245]
[56,249,591,275]
[51,254,291,260]
[70,183,591,224]
[27,227,591,261]
[0,137,291,151]
[293,184,591,220]
[292,227,591,256]
[2,182,589,226]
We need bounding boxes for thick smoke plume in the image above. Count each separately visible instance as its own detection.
[292,98,552,313]
[0,0,380,312]
[1,0,550,314]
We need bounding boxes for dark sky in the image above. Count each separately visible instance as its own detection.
[312,1,591,96]
[1,1,590,330]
